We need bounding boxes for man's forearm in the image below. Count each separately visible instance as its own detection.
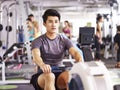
[74,51,82,62]
[32,48,45,67]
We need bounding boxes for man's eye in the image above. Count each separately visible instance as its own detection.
[48,20,52,23]
[55,21,58,23]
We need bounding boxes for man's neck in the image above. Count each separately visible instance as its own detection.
[46,32,57,39]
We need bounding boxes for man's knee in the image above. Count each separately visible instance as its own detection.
[57,79,68,89]
[45,73,55,82]
[57,71,69,89]
[37,73,55,89]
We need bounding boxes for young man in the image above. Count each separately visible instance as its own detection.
[30,9,82,90]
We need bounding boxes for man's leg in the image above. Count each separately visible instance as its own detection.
[38,73,56,90]
[56,71,69,90]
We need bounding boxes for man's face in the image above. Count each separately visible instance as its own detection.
[44,16,60,34]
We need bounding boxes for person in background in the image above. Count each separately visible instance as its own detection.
[114,25,120,68]
[62,20,72,39]
[30,9,83,90]
[62,21,72,58]
[28,14,41,38]
[26,18,35,42]
[95,14,104,61]
[26,18,39,72]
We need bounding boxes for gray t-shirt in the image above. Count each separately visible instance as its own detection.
[31,34,73,66]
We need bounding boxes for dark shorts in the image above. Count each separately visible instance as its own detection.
[30,70,64,90]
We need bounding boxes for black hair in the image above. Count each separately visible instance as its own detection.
[26,18,32,21]
[28,14,34,17]
[42,9,60,23]
[96,14,102,23]
[117,25,120,31]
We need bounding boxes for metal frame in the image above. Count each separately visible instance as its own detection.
[0,61,30,85]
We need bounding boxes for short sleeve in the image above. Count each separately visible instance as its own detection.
[64,36,74,50]
[31,37,41,50]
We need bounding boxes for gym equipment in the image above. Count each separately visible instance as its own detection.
[78,27,95,61]
[69,74,84,90]
[0,11,3,47]
[51,66,71,73]
[3,4,13,49]
[51,66,67,73]
[19,0,33,65]
[107,0,118,60]
[0,24,3,31]
[114,85,120,90]
[5,25,12,32]
[0,62,29,85]
[69,61,113,90]
[104,43,112,59]
[0,32,2,47]
[81,46,94,61]
[9,12,12,17]
[36,60,113,90]
[103,35,113,59]
[78,27,94,45]
[37,65,71,74]
[0,43,29,85]
[0,56,2,63]
[2,43,30,67]
[3,43,23,60]
[0,40,2,47]
[0,5,3,47]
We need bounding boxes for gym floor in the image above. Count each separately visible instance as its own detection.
[0,57,120,90]
[0,84,34,90]
[0,64,35,90]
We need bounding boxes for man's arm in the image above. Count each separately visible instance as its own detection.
[69,47,82,62]
[32,48,44,67]
[32,48,51,73]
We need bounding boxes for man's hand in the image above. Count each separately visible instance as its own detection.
[40,64,52,73]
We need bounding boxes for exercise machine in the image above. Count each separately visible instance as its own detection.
[37,59,113,90]
[69,61,113,90]
[78,27,95,61]
[0,43,29,85]
[0,62,29,85]
[35,60,113,90]
[103,35,113,59]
